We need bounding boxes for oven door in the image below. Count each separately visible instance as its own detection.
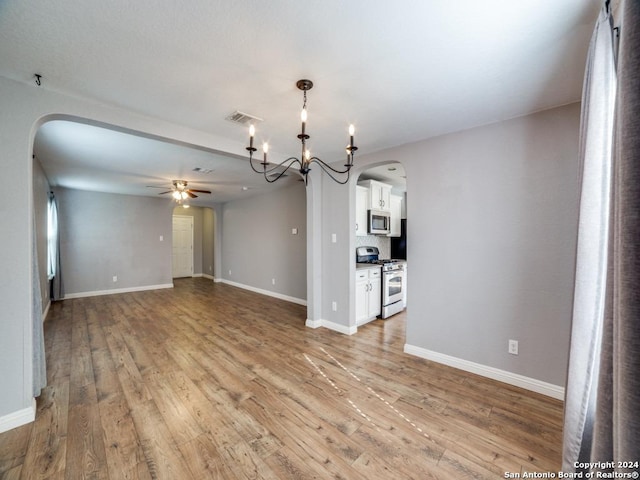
[382,269,404,306]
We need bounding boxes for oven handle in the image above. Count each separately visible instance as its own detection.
[384,270,404,278]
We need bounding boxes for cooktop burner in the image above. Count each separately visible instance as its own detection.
[356,247,406,271]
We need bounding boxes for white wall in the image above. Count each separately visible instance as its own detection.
[221,182,307,303]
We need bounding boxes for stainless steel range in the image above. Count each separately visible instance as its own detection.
[356,246,406,319]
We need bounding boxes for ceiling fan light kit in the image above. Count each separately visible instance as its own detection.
[148,180,211,205]
[246,79,357,185]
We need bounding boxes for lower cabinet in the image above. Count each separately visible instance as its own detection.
[355,267,381,326]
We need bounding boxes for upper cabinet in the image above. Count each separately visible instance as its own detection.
[357,162,406,237]
[356,180,403,236]
[360,179,391,212]
[388,194,402,237]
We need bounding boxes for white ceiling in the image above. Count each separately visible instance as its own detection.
[0,0,600,204]
[358,163,407,195]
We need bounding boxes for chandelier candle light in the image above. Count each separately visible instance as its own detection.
[246,79,357,185]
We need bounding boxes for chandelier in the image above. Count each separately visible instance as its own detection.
[246,79,357,185]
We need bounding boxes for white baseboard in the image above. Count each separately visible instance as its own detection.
[305,318,323,329]
[220,279,307,306]
[202,274,214,281]
[305,318,357,335]
[64,283,174,299]
[213,277,223,283]
[0,400,36,433]
[404,344,565,400]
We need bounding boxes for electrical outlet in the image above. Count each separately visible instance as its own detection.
[331,233,337,243]
[332,301,337,312]
[228,270,232,276]
[508,339,519,355]
[272,278,276,285]
[112,275,118,283]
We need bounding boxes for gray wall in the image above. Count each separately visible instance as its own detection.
[0,75,248,428]
[32,157,51,311]
[342,103,580,386]
[202,207,215,278]
[57,188,173,295]
[320,177,353,325]
[221,182,307,301]
[0,73,578,429]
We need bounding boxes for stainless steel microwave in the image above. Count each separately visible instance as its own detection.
[368,209,390,235]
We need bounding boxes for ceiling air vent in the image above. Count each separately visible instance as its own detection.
[225,111,263,126]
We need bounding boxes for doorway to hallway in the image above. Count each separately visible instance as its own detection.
[172,215,193,278]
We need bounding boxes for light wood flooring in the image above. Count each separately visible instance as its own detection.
[0,278,564,479]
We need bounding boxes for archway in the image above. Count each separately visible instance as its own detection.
[350,161,408,336]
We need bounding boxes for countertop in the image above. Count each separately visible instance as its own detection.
[356,263,383,270]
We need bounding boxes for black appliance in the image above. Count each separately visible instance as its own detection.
[391,219,407,260]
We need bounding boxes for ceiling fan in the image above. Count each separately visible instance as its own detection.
[147,180,211,201]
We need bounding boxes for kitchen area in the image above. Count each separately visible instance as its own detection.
[355,163,407,327]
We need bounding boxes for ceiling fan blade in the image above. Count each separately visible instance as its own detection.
[188,189,212,194]
[146,185,171,189]
[157,191,173,195]
[187,191,197,198]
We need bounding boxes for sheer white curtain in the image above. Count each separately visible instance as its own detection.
[563,0,640,472]
[32,209,46,397]
[48,192,64,300]
[47,193,57,279]
[562,3,616,471]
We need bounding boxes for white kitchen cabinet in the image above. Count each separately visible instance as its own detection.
[368,273,381,319]
[360,179,391,212]
[388,194,402,237]
[355,267,382,326]
[355,275,369,324]
[355,185,369,236]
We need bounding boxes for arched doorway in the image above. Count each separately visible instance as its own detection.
[352,161,408,334]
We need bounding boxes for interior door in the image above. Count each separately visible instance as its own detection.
[172,215,193,278]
